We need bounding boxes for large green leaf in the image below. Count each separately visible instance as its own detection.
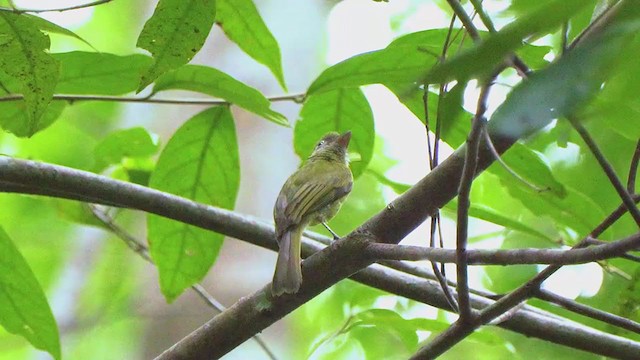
[148,106,240,301]
[307,28,550,96]
[137,0,216,91]
[0,227,60,360]
[294,88,374,178]
[307,45,437,95]
[0,12,59,137]
[422,0,595,84]
[488,3,640,140]
[152,64,288,126]
[307,28,479,95]
[216,0,286,90]
[54,52,152,95]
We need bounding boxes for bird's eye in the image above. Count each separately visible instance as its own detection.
[316,140,325,148]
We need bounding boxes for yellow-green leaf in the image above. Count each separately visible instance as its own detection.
[137,0,216,91]
[148,106,240,301]
[0,227,60,360]
[217,0,286,90]
[153,65,288,126]
[0,12,59,137]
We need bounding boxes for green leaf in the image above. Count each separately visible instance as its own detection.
[0,227,60,360]
[0,101,66,137]
[366,169,410,194]
[294,88,375,178]
[0,12,59,137]
[94,127,159,170]
[54,52,153,95]
[497,143,567,198]
[422,0,594,84]
[443,199,556,243]
[586,35,640,141]
[308,45,437,95]
[122,158,156,186]
[515,43,551,70]
[23,13,94,48]
[51,199,107,229]
[148,106,240,301]
[137,0,216,91]
[488,5,640,140]
[216,0,286,90]
[307,28,476,96]
[153,64,288,126]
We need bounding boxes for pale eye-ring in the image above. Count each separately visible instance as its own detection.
[316,140,325,148]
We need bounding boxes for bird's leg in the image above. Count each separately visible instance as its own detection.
[322,222,340,240]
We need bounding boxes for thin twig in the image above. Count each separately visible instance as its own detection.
[88,205,278,360]
[446,0,531,77]
[469,0,496,32]
[628,139,640,194]
[445,0,481,41]
[430,216,458,312]
[535,289,640,334]
[455,82,491,321]
[561,22,569,54]
[0,0,112,13]
[568,116,640,227]
[424,13,460,314]
[482,127,549,192]
[0,93,305,105]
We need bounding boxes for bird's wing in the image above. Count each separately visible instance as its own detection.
[277,165,351,227]
[274,169,352,230]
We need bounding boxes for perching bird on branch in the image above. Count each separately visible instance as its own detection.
[272,131,353,296]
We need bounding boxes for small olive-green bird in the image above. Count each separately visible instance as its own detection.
[272,131,353,296]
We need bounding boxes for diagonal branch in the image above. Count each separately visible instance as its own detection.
[536,289,640,334]
[568,116,640,226]
[628,139,640,194]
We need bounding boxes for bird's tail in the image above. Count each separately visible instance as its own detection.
[272,226,303,296]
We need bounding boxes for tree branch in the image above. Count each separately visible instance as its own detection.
[0,93,305,106]
[568,116,640,226]
[628,139,640,194]
[366,234,640,265]
[536,289,640,334]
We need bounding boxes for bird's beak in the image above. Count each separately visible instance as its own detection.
[337,131,351,148]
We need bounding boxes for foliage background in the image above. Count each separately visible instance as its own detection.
[0,0,638,359]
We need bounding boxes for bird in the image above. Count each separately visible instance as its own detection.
[271,131,354,296]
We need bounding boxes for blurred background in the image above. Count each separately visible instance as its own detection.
[0,1,630,359]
